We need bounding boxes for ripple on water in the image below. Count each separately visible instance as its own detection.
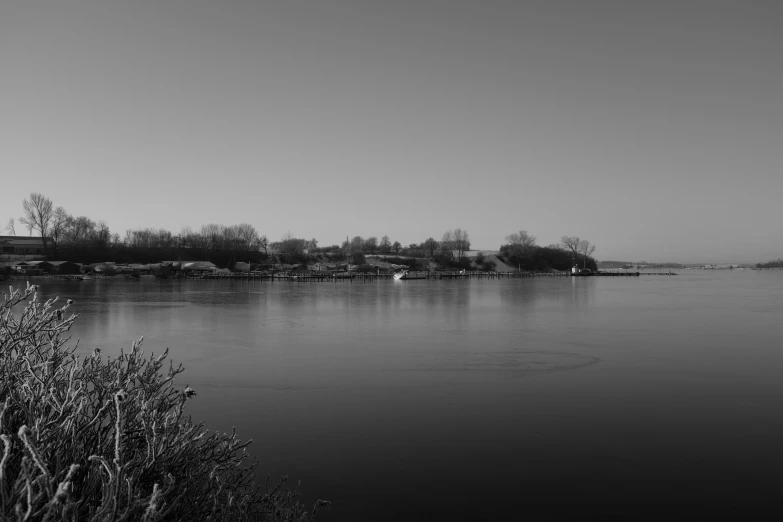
[405,350,600,376]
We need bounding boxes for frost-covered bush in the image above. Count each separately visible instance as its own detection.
[0,283,328,521]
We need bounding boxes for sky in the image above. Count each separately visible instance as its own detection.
[2,0,781,264]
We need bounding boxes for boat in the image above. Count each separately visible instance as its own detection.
[393,270,408,280]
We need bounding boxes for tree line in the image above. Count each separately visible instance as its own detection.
[6,193,597,271]
[756,259,783,268]
[499,230,598,272]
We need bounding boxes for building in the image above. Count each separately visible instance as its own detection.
[0,236,53,255]
[233,262,251,273]
[46,261,83,275]
[7,261,45,276]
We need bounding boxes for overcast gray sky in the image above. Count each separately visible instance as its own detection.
[2,0,781,263]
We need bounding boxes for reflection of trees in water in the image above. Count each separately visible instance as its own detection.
[494,279,597,334]
[420,281,471,328]
[498,279,595,309]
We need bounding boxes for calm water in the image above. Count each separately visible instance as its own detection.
[34,271,783,519]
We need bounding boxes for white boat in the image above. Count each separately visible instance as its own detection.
[393,270,407,280]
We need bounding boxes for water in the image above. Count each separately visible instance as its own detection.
[31,271,783,519]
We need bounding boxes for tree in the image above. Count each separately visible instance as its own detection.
[50,207,69,252]
[560,236,581,259]
[97,221,111,246]
[380,235,391,254]
[201,224,222,250]
[235,223,260,252]
[278,232,305,264]
[505,230,537,261]
[20,193,54,252]
[62,216,96,247]
[453,228,470,261]
[364,237,378,255]
[4,218,16,235]
[258,235,268,256]
[578,239,596,268]
[178,226,194,248]
[423,237,439,258]
[440,230,455,261]
[392,241,401,254]
[350,236,364,253]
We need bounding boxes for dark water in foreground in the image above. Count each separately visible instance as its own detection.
[33,271,783,519]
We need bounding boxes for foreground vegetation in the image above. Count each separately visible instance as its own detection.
[0,283,327,521]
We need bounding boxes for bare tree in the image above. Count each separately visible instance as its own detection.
[63,216,97,247]
[364,237,378,255]
[423,237,439,258]
[453,228,470,261]
[258,235,268,256]
[578,239,596,268]
[20,193,54,252]
[440,230,455,260]
[561,236,581,257]
[392,241,401,254]
[200,224,222,250]
[4,218,16,235]
[380,235,391,254]
[96,221,111,246]
[505,230,537,260]
[234,223,259,252]
[279,232,304,264]
[50,207,69,252]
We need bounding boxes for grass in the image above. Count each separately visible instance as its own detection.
[0,282,328,521]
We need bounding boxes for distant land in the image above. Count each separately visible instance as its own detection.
[597,260,756,269]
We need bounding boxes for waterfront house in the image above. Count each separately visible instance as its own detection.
[0,236,53,255]
[9,261,45,276]
[45,261,82,275]
[310,262,339,271]
[290,264,310,274]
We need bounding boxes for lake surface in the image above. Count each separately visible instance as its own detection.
[34,271,783,519]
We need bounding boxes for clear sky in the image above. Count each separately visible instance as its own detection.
[2,0,781,264]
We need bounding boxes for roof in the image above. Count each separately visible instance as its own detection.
[1,240,48,247]
[0,236,52,244]
[179,261,217,270]
[48,261,79,266]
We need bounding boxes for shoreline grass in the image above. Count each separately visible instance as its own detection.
[0,282,327,521]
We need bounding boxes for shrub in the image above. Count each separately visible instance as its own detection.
[479,260,496,272]
[0,283,328,521]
